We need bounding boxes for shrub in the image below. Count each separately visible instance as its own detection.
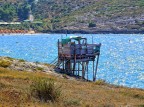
[31,78,61,102]
[62,74,69,79]
[121,91,144,100]
[18,59,25,62]
[0,82,6,90]
[88,22,96,27]
[6,57,14,61]
[64,99,81,106]
[36,67,44,71]
[95,79,106,85]
[0,60,12,68]
[137,105,144,107]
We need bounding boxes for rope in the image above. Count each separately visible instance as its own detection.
[50,57,58,65]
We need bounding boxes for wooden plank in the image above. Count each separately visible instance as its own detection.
[81,49,86,54]
[87,44,101,46]
[70,58,93,63]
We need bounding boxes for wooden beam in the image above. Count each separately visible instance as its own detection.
[94,55,100,81]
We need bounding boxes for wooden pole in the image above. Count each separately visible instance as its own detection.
[84,62,86,79]
[58,39,60,68]
[78,62,80,76]
[87,62,89,80]
[62,60,64,71]
[70,61,72,74]
[73,42,76,75]
[82,62,85,79]
[92,35,93,44]
[94,55,100,81]
[76,63,78,76]
[93,61,95,81]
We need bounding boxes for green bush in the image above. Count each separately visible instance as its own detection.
[31,78,61,102]
[137,104,144,107]
[0,82,6,90]
[88,22,96,27]
[0,60,12,68]
[95,79,106,85]
[64,99,80,106]
[36,67,44,71]
[19,59,25,62]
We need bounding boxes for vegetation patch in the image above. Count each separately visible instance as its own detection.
[1,89,31,106]
[121,91,144,100]
[62,74,69,79]
[0,82,6,90]
[88,22,96,27]
[36,67,44,71]
[64,99,81,106]
[5,57,14,61]
[18,59,25,62]
[137,104,144,107]
[0,60,12,68]
[30,78,61,102]
[94,79,107,85]
[44,63,54,67]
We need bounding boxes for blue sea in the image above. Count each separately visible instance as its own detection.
[0,34,144,89]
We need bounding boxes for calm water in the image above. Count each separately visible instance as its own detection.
[0,34,144,89]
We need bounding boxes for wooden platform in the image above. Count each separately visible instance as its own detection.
[56,36,101,81]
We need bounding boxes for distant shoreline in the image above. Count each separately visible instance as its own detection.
[0,30,144,35]
[45,29,144,34]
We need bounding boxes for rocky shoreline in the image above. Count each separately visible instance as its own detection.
[44,29,144,34]
[0,57,51,72]
[0,30,144,34]
[0,56,75,80]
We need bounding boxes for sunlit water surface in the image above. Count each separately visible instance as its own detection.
[0,34,144,89]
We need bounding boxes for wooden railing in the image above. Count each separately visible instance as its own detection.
[58,43,101,58]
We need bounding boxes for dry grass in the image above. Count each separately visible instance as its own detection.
[0,67,144,107]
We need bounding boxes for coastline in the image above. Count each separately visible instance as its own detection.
[0,30,144,35]
[0,56,143,90]
[45,29,144,34]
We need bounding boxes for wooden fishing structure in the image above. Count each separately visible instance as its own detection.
[55,36,101,81]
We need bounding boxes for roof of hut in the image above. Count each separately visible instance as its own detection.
[61,36,86,45]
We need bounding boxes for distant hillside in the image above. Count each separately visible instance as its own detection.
[0,0,144,33]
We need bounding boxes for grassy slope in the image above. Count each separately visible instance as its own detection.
[0,67,144,107]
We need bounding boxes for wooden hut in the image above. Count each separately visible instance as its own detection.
[56,36,101,81]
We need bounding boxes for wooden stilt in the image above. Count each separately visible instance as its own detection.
[62,58,64,71]
[93,61,95,81]
[70,61,72,74]
[73,56,76,75]
[76,63,78,76]
[78,62,80,76]
[94,55,100,81]
[87,62,89,80]
[82,62,85,79]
